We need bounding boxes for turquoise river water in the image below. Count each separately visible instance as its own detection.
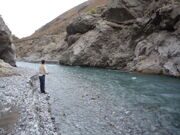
[17,62,180,135]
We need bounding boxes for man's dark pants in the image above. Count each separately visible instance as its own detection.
[39,75,45,93]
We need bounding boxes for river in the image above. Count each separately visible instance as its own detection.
[17,62,180,135]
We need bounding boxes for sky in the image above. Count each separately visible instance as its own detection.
[0,0,87,38]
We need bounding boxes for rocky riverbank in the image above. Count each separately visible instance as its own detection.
[0,67,57,135]
[17,59,59,64]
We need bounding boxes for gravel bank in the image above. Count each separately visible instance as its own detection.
[0,67,57,135]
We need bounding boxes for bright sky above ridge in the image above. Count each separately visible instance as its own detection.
[0,0,87,38]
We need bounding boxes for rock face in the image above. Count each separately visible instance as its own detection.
[129,32,180,76]
[0,16,16,66]
[59,0,180,77]
[60,20,134,68]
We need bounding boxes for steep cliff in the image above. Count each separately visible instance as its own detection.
[0,16,16,66]
[0,16,17,76]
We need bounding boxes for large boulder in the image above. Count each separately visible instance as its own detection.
[0,59,16,77]
[102,7,135,23]
[66,15,98,35]
[60,20,134,68]
[0,16,16,66]
[102,0,153,23]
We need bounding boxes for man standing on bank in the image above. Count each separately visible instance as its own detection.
[39,60,48,94]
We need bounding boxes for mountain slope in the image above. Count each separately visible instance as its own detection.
[14,0,108,60]
[21,0,108,40]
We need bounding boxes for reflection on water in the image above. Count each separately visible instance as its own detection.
[17,62,180,135]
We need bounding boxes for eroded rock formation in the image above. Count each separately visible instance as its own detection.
[0,16,16,67]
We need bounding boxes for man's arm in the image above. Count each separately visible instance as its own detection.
[44,65,48,74]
